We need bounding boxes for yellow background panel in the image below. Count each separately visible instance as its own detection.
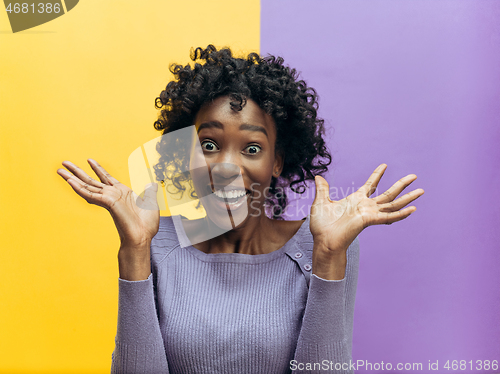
[0,1,259,372]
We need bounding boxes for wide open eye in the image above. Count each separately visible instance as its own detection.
[201,140,219,152]
[244,145,262,155]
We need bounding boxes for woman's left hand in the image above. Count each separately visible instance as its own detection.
[310,164,424,280]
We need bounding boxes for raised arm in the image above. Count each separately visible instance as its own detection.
[293,164,424,373]
[56,159,169,373]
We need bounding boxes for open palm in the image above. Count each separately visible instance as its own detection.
[56,159,160,247]
[310,164,424,254]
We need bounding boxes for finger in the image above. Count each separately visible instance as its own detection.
[378,188,424,212]
[359,164,387,197]
[60,160,107,188]
[64,176,107,206]
[313,175,332,204]
[373,174,417,204]
[373,206,416,226]
[57,168,103,194]
[87,158,121,186]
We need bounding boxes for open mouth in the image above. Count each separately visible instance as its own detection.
[208,186,251,205]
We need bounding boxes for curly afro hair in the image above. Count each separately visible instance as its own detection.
[153,45,332,219]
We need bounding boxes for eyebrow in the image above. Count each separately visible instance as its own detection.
[197,121,268,138]
[239,123,268,138]
[197,121,223,133]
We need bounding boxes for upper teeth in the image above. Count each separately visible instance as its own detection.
[213,189,247,199]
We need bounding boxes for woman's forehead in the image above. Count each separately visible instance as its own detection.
[194,96,276,135]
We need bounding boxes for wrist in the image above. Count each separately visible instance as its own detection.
[118,242,151,281]
[312,242,347,281]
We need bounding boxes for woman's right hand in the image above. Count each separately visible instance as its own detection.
[56,159,160,279]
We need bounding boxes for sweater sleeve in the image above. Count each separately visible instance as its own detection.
[110,273,170,374]
[292,237,360,374]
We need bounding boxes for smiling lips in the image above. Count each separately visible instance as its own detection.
[213,189,247,199]
[206,186,250,206]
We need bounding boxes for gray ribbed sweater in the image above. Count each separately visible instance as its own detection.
[111,214,359,374]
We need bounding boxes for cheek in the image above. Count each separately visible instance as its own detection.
[189,140,211,182]
[189,144,207,170]
[246,160,274,192]
[189,154,211,195]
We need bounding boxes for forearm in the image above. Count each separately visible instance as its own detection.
[292,273,351,373]
[293,238,360,373]
[118,241,152,281]
[112,272,169,373]
[312,242,347,281]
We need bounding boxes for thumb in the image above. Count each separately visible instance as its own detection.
[313,175,331,205]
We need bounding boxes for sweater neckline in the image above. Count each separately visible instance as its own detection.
[172,214,310,264]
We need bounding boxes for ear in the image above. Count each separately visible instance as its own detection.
[273,148,285,177]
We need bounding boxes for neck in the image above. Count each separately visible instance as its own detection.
[201,213,275,255]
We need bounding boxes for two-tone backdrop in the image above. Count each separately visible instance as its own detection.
[1,0,498,372]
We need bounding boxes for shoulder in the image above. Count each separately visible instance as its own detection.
[151,215,182,262]
[285,215,360,286]
[156,215,177,238]
[281,216,315,285]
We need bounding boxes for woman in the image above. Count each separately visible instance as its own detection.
[56,45,424,373]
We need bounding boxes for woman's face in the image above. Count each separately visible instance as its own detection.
[189,95,282,229]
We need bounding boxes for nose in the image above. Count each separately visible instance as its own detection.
[209,146,242,178]
[209,162,241,188]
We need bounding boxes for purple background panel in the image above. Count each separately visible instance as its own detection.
[261,0,500,371]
